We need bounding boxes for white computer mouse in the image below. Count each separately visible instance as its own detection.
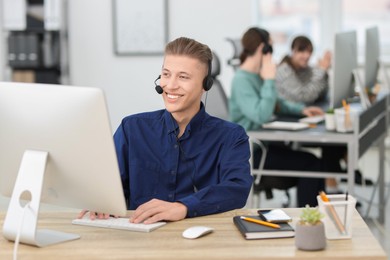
[182,226,214,239]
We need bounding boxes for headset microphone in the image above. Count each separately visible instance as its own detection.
[154,75,163,94]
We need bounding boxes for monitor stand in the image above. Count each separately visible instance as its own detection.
[380,61,390,90]
[2,150,80,247]
[352,68,371,109]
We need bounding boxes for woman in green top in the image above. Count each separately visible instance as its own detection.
[229,27,324,207]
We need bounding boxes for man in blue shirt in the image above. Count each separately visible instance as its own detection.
[113,37,252,224]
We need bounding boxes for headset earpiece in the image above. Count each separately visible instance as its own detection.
[202,60,213,91]
[255,28,273,55]
[262,44,273,55]
[203,77,213,91]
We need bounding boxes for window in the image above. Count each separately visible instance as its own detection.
[253,0,390,64]
[254,0,321,63]
[343,0,390,62]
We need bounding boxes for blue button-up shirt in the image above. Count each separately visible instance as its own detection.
[113,103,253,217]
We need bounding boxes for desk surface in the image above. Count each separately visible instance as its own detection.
[0,209,387,260]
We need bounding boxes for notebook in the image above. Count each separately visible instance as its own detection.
[233,215,295,240]
[262,121,309,131]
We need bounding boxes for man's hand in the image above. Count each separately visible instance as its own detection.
[302,106,324,117]
[260,53,276,80]
[130,199,187,224]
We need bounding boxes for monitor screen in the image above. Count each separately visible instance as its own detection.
[330,31,358,109]
[365,26,380,89]
[0,82,127,246]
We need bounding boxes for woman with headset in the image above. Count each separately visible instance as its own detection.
[229,27,325,207]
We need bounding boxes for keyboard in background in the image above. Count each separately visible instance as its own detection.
[299,115,325,124]
[72,217,166,232]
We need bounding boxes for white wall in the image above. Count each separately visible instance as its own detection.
[68,0,252,130]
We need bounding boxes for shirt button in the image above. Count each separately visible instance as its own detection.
[170,170,175,175]
[168,194,173,198]
[174,144,178,149]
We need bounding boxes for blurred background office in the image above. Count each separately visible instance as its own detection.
[0,0,389,255]
[1,0,389,130]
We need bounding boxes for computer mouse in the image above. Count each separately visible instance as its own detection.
[182,226,214,239]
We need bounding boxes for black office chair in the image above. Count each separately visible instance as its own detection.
[204,51,229,120]
[226,38,242,71]
[250,139,295,208]
[205,51,294,208]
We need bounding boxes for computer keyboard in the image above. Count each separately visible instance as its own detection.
[299,115,325,124]
[72,217,166,232]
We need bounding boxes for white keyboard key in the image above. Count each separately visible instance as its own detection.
[72,217,166,232]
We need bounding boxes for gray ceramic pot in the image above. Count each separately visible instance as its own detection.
[295,221,326,251]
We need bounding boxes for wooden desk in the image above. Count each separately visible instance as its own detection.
[0,209,387,260]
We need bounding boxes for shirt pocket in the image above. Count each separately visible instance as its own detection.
[129,160,160,202]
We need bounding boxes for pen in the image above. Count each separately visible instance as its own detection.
[319,191,346,234]
[344,191,348,230]
[342,99,352,129]
[240,216,280,229]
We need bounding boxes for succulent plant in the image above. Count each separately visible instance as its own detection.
[299,205,324,225]
[326,108,334,114]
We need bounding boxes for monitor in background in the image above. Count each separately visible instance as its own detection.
[0,82,127,247]
[365,26,380,89]
[330,30,358,109]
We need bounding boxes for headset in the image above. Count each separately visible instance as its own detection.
[154,60,213,94]
[253,28,273,55]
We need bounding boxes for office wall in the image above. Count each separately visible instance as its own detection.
[68,0,252,130]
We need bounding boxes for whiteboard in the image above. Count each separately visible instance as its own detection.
[113,0,168,55]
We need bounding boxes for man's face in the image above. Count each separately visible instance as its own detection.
[159,55,207,118]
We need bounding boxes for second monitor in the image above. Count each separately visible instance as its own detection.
[330,30,358,109]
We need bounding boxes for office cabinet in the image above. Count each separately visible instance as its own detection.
[2,0,69,84]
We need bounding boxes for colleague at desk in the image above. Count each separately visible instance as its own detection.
[275,35,372,189]
[229,27,324,207]
[275,35,341,192]
[80,37,253,224]
[275,35,330,106]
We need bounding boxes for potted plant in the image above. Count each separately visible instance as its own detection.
[295,205,326,251]
[325,108,336,131]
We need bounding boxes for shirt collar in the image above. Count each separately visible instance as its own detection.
[163,102,207,137]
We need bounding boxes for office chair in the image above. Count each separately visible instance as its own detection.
[249,138,295,208]
[225,38,242,71]
[204,51,294,208]
[204,51,229,120]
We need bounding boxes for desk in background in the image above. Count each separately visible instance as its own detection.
[0,209,387,260]
[247,93,389,224]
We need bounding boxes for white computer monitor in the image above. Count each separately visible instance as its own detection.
[330,31,358,109]
[365,26,380,89]
[0,82,127,247]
